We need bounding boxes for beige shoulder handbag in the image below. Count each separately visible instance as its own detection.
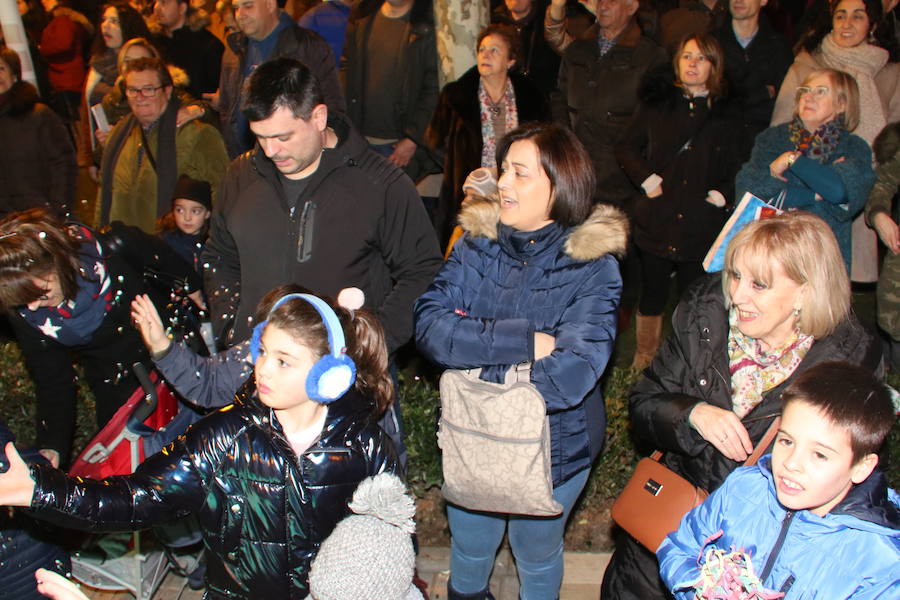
[438,364,563,516]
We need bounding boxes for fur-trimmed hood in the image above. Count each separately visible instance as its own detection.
[458,197,629,260]
[51,6,94,36]
[0,81,40,118]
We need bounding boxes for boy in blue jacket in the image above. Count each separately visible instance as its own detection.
[658,361,899,599]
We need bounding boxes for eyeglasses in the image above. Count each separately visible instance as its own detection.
[125,85,164,98]
[796,86,831,98]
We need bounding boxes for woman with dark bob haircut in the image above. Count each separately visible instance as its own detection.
[0,208,202,469]
[600,211,882,600]
[415,122,628,600]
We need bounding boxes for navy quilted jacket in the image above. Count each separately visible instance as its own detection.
[415,200,628,485]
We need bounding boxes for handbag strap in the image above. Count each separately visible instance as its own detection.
[650,415,782,466]
[503,362,533,385]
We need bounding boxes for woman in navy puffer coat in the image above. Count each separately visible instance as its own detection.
[415,123,628,600]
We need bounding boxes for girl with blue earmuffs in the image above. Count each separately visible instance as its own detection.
[0,287,401,599]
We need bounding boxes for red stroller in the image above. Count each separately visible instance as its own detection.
[67,363,202,599]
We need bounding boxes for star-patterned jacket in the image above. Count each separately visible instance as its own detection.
[8,221,202,465]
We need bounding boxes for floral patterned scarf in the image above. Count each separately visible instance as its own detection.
[478,77,518,169]
[727,308,814,418]
[788,115,843,164]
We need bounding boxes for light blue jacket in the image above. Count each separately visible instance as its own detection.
[658,456,900,599]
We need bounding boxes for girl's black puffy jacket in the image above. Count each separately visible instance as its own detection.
[27,382,400,599]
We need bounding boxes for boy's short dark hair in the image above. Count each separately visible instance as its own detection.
[240,57,324,122]
[781,361,894,463]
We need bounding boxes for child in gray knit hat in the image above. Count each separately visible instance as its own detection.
[308,473,424,600]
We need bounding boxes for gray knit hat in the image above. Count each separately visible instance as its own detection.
[309,473,424,600]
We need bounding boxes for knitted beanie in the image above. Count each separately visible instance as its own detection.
[461,167,498,200]
[172,174,213,210]
[309,473,424,600]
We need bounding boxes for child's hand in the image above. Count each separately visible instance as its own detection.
[131,294,172,356]
[0,442,37,507]
[35,568,89,600]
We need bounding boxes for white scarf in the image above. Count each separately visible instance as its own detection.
[818,34,888,144]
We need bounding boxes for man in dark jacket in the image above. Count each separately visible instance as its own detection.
[553,0,666,208]
[204,57,441,353]
[152,0,224,98]
[342,0,439,182]
[492,0,560,98]
[212,0,345,158]
[713,0,793,161]
[658,0,728,52]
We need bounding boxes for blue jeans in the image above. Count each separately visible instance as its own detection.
[447,469,590,600]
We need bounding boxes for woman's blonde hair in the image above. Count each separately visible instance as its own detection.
[116,37,160,77]
[794,68,860,132]
[722,211,850,339]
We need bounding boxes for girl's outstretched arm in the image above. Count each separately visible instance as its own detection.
[131,294,254,408]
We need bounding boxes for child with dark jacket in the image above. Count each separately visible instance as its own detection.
[658,361,899,599]
[158,174,212,273]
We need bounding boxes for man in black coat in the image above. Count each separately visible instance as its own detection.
[552,0,666,208]
[212,0,344,158]
[341,0,439,182]
[492,0,561,98]
[713,0,793,160]
[152,0,224,98]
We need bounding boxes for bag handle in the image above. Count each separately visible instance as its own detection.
[650,415,781,466]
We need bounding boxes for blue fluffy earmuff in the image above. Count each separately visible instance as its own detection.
[248,293,356,403]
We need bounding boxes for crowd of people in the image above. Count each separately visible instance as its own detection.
[0,0,898,599]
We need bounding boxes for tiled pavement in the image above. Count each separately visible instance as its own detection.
[82,548,612,599]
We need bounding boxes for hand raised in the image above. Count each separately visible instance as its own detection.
[131,294,171,356]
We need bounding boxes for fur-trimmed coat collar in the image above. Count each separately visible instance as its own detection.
[51,6,94,36]
[0,81,39,118]
[458,197,629,260]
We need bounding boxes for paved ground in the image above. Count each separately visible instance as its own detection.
[81,548,611,599]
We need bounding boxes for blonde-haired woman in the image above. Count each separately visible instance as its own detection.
[736,68,875,274]
[772,0,900,282]
[601,210,882,600]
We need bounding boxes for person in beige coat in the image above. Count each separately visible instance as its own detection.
[771,0,900,283]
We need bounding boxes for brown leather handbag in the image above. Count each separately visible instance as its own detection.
[611,417,781,552]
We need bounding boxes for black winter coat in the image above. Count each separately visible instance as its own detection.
[203,112,442,351]
[615,69,740,261]
[28,383,400,599]
[425,66,551,246]
[552,20,667,206]
[217,13,344,158]
[601,273,882,600]
[10,222,202,465]
[0,81,76,218]
[712,15,793,160]
[491,0,560,98]
[153,15,225,97]
[342,0,438,148]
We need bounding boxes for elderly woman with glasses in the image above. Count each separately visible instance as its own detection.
[771,0,900,283]
[735,68,875,273]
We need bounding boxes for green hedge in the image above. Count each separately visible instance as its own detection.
[1,341,897,502]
